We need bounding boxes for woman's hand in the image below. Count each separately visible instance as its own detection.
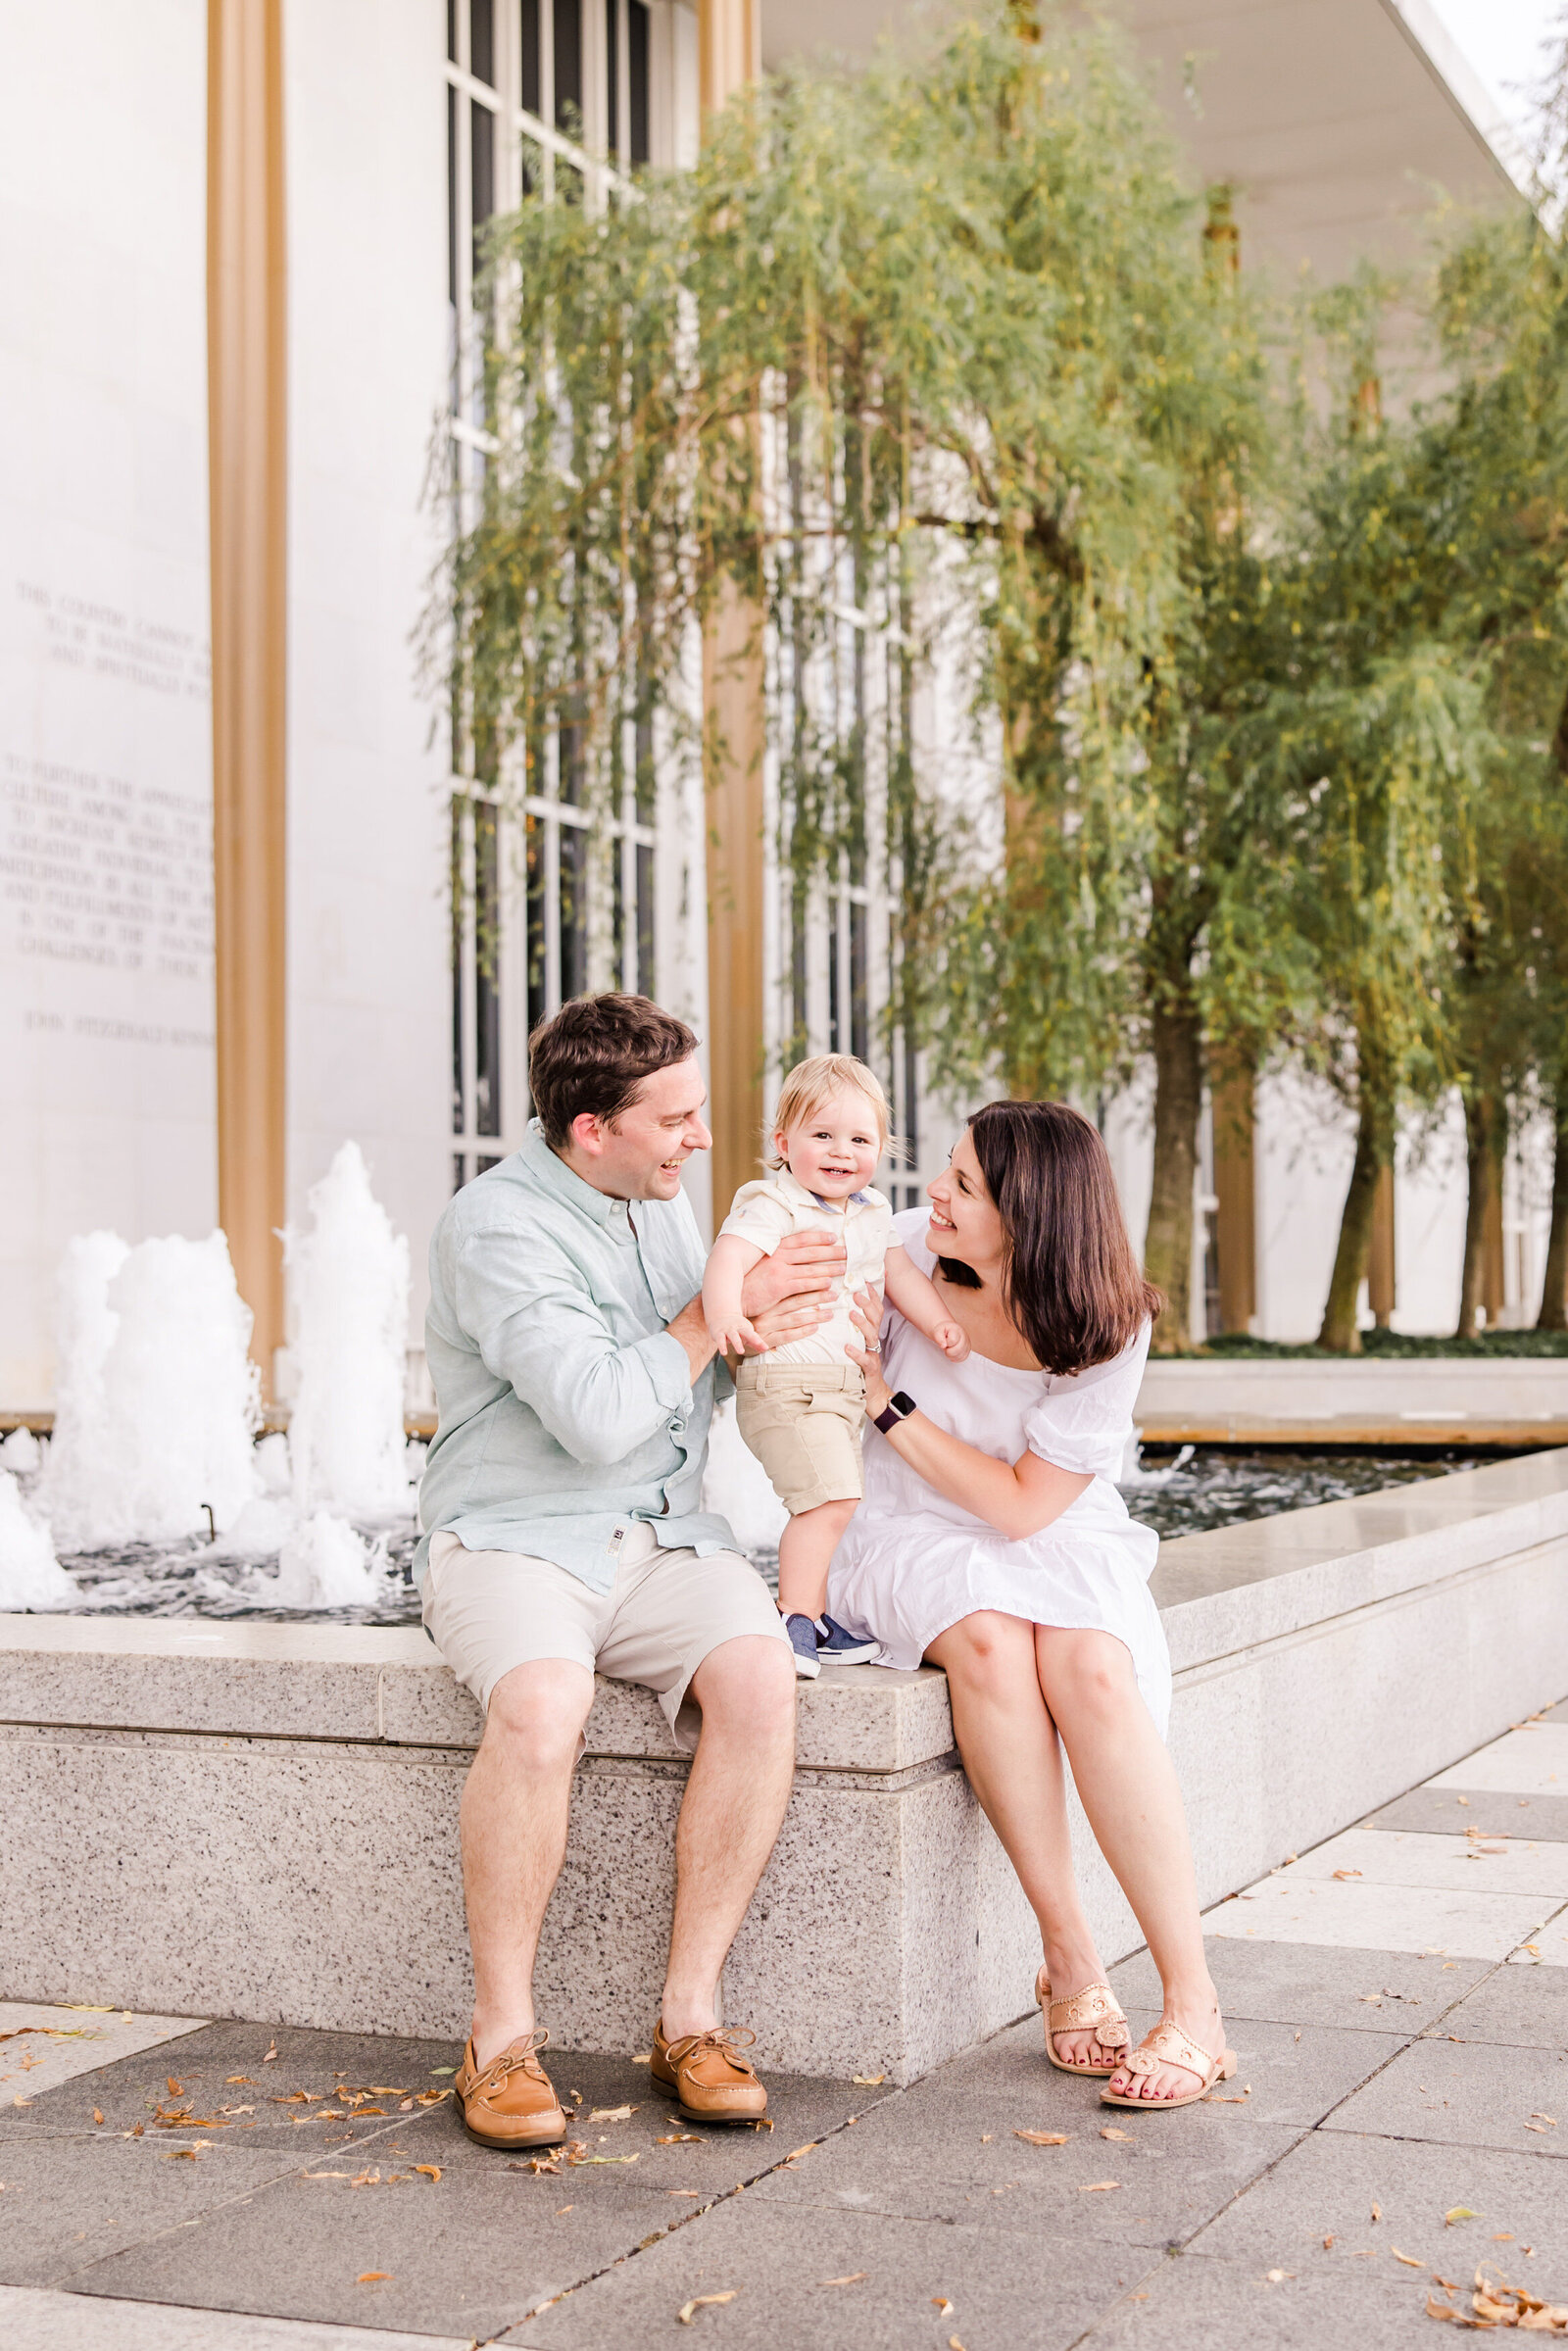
[844,1283,891,1416]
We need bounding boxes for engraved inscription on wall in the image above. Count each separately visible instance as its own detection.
[1,752,214,982]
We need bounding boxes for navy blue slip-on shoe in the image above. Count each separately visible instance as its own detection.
[784,1612,822,1679]
[815,1613,880,1665]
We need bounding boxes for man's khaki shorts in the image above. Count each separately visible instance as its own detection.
[734,1358,866,1515]
[422,1520,789,1752]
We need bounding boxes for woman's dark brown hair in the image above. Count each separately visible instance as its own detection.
[937,1100,1161,1376]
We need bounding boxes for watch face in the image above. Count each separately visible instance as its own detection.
[892,1392,916,1416]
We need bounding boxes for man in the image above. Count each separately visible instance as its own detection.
[417,993,842,2147]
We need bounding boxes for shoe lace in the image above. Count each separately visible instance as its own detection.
[479,2028,551,2088]
[670,2025,758,2072]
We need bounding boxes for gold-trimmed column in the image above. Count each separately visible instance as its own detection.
[207,0,287,1392]
[699,0,765,1221]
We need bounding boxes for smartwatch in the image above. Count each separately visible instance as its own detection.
[873,1390,917,1436]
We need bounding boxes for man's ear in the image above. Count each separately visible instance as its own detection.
[569,1110,606,1157]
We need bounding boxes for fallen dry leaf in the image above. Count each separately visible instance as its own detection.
[851,2074,885,2086]
[1266,2270,1295,2282]
[818,2274,867,2286]
[1393,2249,1426,2268]
[303,2171,351,2180]
[570,2154,639,2166]
[632,2051,653,2063]
[1102,2127,1134,2142]
[950,2337,967,2351]
[350,2170,380,2188]
[784,2142,819,2164]
[1446,2209,1480,2228]
[129,2122,143,2137]
[10,2098,29,2110]
[676,2291,736,2324]
[92,2110,104,2126]
[1080,2180,1120,2193]
[588,2104,637,2123]
[356,2273,390,2284]
[263,2043,277,2063]
[658,2133,704,2145]
[1334,1869,1363,1881]
[413,2164,442,2182]
[225,2077,256,2086]
[167,2078,181,2096]
[933,2299,954,2315]
[1014,2131,1069,2146]
[1372,2202,1383,2222]
[1324,2234,1336,2250]
[556,2204,574,2215]
[512,2155,561,2175]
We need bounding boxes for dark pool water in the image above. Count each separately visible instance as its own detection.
[33,1448,1492,1622]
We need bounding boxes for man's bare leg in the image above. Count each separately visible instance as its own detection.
[661,1635,798,2037]
[462,1656,596,2067]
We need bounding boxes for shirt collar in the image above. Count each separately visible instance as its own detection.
[520,1120,627,1228]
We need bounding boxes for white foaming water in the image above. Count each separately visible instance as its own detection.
[0,1470,74,1609]
[284,1144,411,1521]
[274,1511,381,1608]
[702,1397,787,1554]
[1116,1428,1195,1488]
[0,1427,42,1475]
[39,1232,260,1549]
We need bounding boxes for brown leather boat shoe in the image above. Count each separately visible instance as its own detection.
[651,2021,767,2124]
[454,2028,567,2149]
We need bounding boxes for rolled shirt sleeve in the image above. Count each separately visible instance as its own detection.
[454,1229,694,1468]
[717,1181,799,1255]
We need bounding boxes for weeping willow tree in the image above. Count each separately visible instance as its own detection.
[434,6,1275,1179]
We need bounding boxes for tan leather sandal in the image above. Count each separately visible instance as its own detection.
[1035,1967,1131,2078]
[1100,2017,1237,2110]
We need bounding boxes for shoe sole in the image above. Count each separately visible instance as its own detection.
[790,1651,821,1679]
[458,2106,569,2150]
[651,2070,766,2128]
[818,1645,878,1665]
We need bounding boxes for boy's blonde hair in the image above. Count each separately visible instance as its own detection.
[766,1053,892,1172]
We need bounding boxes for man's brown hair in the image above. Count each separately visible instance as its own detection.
[528,993,699,1150]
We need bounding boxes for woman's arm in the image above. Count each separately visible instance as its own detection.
[846,1290,1090,1541]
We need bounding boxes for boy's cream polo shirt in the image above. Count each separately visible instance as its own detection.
[718,1167,894,1364]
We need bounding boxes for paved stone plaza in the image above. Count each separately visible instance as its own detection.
[2,1700,1566,2351]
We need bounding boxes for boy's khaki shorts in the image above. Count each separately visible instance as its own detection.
[735,1358,866,1515]
[422,1520,788,1752]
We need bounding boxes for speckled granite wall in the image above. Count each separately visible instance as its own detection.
[3,1453,1566,2082]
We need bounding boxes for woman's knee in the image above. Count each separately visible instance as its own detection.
[1038,1629,1137,1719]
[935,1612,1039,1703]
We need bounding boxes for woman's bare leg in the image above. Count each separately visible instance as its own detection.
[1034,1626,1222,2101]
[926,1611,1120,2070]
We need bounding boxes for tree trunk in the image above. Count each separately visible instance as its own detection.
[1144,991,1204,1354]
[1536,1100,1568,1332]
[1317,1100,1384,1352]
[1455,1092,1502,1339]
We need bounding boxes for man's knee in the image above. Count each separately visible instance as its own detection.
[690,1634,797,1743]
[482,1658,595,1775]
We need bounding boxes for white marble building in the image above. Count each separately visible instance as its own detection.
[0,0,1539,1413]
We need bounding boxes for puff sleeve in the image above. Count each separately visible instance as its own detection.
[1021,1325,1151,1480]
[717,1180,798,1255]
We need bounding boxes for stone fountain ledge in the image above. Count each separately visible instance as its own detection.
[2,1449,1566,2086]
[1135,1352,1568,1445]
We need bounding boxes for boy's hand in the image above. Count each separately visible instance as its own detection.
[934,1320,971,1362]
[710,1313,768,1357]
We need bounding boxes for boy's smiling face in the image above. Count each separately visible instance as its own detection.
[776,1087,883,1200]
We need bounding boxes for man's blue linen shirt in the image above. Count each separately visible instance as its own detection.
[415,1123,735,1591]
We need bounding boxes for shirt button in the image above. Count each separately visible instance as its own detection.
[669,1417,687,1437]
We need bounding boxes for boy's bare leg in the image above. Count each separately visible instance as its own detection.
[462,1656,596,2067]
[661,1634,798,2036]
[776,1496,858,1620]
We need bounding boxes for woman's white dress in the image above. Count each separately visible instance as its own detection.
[827,1209,1171,1735]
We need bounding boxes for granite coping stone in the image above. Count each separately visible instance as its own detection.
[5,1449,1563,1763]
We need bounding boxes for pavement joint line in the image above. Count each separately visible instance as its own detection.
[478,2077,911,2340]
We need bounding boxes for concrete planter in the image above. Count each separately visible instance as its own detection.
[2,1452,1566,2083]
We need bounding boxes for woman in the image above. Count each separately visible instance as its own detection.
[832,1099,1233,2108]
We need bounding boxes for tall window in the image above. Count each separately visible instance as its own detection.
[446,0,656,1188]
